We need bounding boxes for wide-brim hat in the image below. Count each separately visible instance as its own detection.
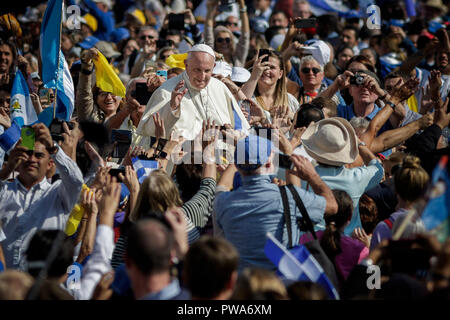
[424,0,448,14]
[301,117,358,166]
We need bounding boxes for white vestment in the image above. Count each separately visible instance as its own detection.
[136,72,250,141]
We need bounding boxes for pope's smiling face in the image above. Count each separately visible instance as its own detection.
[185,52,215,90]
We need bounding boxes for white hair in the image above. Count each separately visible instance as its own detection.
[350,117,370,131]
[299,55,323,72]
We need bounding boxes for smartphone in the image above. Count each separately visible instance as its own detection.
[109,167,126,182]
[39,87,50,104]
[134,82,152,105]
[294,18,317,29]
[156,70,168,80]
[277,152,293,169]
[50,118,75,141]
[258,49,271,63]
[111,130,132,159]
[156,138,168,152]
[253,127,272,140]
[168,13,185,30]
[20,126,35,150]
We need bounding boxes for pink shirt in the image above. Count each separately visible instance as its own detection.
[300,231,369,280]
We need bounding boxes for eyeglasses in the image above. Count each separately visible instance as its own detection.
[301,67,321,74]
[217,37,231,44]
[226,22,238,27]
[99,91,114,98]
[140,35,155,40]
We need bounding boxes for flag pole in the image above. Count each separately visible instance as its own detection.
[53,0,64,120]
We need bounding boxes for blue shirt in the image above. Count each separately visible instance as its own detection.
[140,278,188,300]
[215,175,326,271]
[314,159,384,235]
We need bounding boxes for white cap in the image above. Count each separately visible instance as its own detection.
[231,67,251,83]
[302,40,331,68]
[188,44,216,59]
[213,60,232,77]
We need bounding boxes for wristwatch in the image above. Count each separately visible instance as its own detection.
[240,6,247,13]
[385,100,396,110]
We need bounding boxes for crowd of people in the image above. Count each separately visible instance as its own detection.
[0,0,449,301]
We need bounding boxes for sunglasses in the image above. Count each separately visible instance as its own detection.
[217,37,231,44]
[140,35,155,40]
[301,67,321,74]
[226,22,238,27]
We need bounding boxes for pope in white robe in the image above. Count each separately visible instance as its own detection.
[136,44,250,142]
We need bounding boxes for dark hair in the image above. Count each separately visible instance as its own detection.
[0,39,17,73]
[384,71,404,82]
[175,164,203,202]
[311,96,337,117]
[359,194,379,235]
[26,230,74,278]
[125,217,174,275]
[183,236,239,299]
[343,25,359,39]
[336,45,354,58]
[320,190,353,262]
[295,104,324,128]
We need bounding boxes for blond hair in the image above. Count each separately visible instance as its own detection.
[130,169,183,221]
[394,156,429,202]
[232,268,288,300]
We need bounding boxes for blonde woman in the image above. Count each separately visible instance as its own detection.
[241,50,300,124]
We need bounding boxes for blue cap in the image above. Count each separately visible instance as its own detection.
[110,27,130,43]
[250,17,269,34]
[234,134,273,171]
[78,36,100,49]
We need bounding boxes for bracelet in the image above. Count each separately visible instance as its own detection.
[240,6,247,13]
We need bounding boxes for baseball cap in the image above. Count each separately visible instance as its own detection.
[302,39,331,68]
[94,41,121,59]
[250,17,269,34]
[78,36,100,49]
[234,135,273,171]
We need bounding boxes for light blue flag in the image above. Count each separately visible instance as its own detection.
[421,156,450,242]
[308,0,362,18]
[264,232,340,300]
[0,70,38,152]
[132,157,160,183]
[40,0,63,89]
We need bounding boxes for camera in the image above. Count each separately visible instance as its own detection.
[218,0,235,12]
[50,118,75,141]
[350,72,365,86]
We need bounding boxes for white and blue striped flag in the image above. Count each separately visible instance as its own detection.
[0,70,38,152]
[39,0,74,125]
[308,0,363,18]
[264,232,339,300]
[132,157,159,183]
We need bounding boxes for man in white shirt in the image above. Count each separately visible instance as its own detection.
[0,123,83,270]
[136,44,250,141]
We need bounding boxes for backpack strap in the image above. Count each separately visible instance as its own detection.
[279,185,293,249]
[286,184,318,240]
[384,218,394,230]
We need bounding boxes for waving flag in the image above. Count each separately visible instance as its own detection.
[92,51,126,98]
[132,157,159,183]
[308,0,362,18]
[40,0,63,89]
[421,156,450,243]
[0,70,38,152]
[264,232,339,300]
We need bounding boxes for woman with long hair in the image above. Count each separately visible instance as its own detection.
[241,50,300,123]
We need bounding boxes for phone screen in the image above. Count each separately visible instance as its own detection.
[277,153,293,169]
[156,70,168,80]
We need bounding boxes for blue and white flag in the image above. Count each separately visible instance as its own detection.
[264,232,339,300]
[308,0,362,18]
[132,157,159,183]
[40,0,63,89]
[0,70,38,152]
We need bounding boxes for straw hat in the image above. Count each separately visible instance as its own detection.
[301,117,358,166]
[424,0,448,15]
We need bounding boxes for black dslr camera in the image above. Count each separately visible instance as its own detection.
[50,118,75,141]
[350,72,365,86]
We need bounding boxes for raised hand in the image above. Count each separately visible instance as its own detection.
[352,227,371,248]
[59,121,80,160]
[80,188,99,216]
[334,70,354,91]
[165,207,188,259]
[123,145,146,166]
[31,123,55,152]
[361,73,384,97]
[147,73,165,93]
[170,80,188,112]
[290,154,319,182]
[420,85,435,115]
[429,70,442,100]
[98,174,121,226]
[118,165,140,195]
[90,166,111,190]
[418,112,434,129]
[4,139,29,171]
[0,107,10,129]
[152,112,165,140]
[390,77,420,103]
[252,53,271,80]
